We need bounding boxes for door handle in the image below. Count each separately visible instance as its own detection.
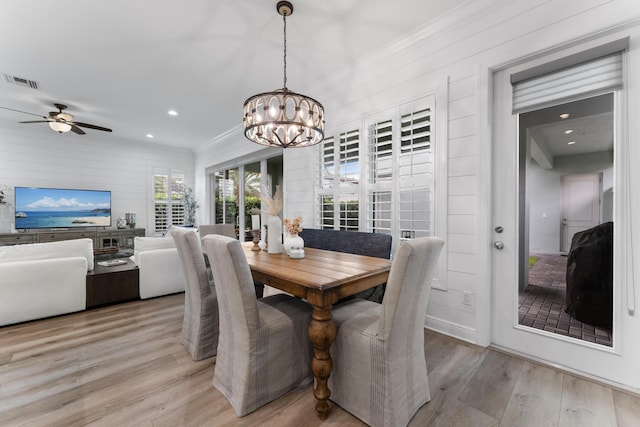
[494,241,504,250]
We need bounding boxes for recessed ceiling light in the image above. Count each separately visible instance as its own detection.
[146,134,154,138]
[564,129,573,134]
[168,110,178,116]
[560,113,570,119]
[568,141,576,145]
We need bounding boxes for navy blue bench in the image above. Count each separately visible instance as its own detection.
[299,228,392,303]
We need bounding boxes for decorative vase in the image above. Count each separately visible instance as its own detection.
[267,215,283,254]
[283,233,304,257]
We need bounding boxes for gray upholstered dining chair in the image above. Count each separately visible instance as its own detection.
[171,227,219,361]
[202,234,314,417]
[328,236,445,427]
[199,223,264,298]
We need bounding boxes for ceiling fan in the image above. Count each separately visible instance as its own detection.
[0,103,112,135]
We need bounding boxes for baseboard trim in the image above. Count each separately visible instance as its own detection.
[424,315,478,345]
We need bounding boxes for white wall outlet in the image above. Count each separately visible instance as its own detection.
[463,291,473,306]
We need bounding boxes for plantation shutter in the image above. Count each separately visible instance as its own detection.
[366,119,393,234]
[338,130,360,231]
[170,174,185,226]
[368,120,393,183]
[511,39,628,114]
[321,136,335,189]
[153,169,185,234]
[318,136,335,229]
[154,172,169,233]
[369,190,392,234]
[398,107,432,240]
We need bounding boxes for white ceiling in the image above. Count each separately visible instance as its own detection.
[0,0,467,151]
[523,93,614,168]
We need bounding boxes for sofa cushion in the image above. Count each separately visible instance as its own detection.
[0,238,94,271]
[133,236,176,264]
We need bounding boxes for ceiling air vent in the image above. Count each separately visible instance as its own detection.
[3,74,39,90]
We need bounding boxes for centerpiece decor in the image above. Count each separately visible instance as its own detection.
[262,185,283,254]
[283,216,304,258]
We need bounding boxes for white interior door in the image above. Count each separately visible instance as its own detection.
[491,65,633,387]
[561,173,601,251]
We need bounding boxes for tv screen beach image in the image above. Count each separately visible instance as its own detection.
[14,187,111,229]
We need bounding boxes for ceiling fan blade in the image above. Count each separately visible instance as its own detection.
[74,122,112,132]
[0,106,44,118]
[19,120,51,124]
[70,125,86,135]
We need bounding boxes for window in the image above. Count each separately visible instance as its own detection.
[318,128,360,230]
[214,168,239,226]
[153,169,185,234]
[318,97,434,245]
[211,155,283,241]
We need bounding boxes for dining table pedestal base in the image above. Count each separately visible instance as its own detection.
[308,303,337,419]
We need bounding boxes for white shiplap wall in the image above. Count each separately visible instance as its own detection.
[0,128,194,234]
[195,0,640,350]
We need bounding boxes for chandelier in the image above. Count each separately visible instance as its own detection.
[243,1,325,148]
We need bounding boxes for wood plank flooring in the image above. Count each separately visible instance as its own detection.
[1,294,639,426]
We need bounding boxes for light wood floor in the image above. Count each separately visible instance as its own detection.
[1,294,639,427]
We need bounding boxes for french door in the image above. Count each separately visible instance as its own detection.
[491,58,635,387]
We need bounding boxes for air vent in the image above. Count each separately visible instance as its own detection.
[3,74,39,90]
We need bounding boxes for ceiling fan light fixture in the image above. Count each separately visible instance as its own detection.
[243,0,324,148]
[48,121,72,133]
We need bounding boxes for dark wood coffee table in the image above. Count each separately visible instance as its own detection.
[86,259,139,308]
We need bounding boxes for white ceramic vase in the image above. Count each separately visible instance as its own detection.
[283,233,304,256]
[267,215,283,254]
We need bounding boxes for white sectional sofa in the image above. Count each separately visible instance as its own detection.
[132,235,185,299]
[0,238,94,326]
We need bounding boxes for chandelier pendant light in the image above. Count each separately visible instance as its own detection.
[243,1,325,148]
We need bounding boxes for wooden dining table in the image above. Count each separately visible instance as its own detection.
[241,242,392,420]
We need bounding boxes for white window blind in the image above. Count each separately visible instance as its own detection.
[339,130,360,186]
[320,195,334,229]
[318,98,434,242]
[153,169,185,234]
[368,190,392,234]
[321,136,335,189]
[512,53,623,114]
[398,106,433,240]
[339,192,359,231]
[368,120,393,183]
[318,136,335,229]
[318,128,360,231]
[154,173,169,233]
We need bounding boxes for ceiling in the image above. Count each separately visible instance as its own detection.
[0,0,468,151]
[522,93,614,168]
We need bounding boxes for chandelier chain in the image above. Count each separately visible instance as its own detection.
[283,13,287,89]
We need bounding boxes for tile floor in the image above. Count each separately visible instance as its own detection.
[518,252,613,347]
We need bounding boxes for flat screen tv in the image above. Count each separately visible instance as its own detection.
[14,187,111,230]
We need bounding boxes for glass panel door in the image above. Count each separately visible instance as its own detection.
[518,93,614,346]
